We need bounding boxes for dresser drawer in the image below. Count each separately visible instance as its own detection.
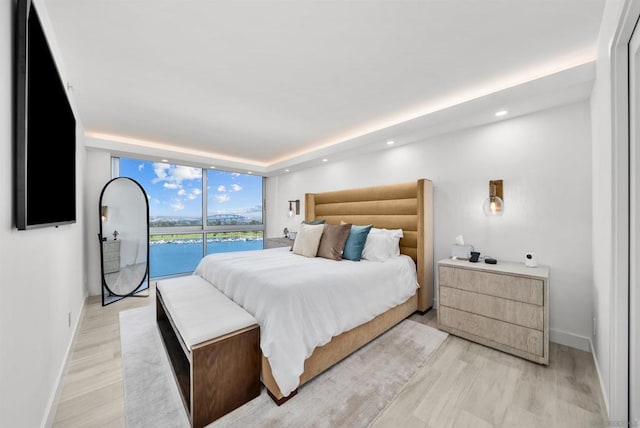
[103,259,120,274]
[438,265,543,305]
[439,286,543,331]
[102,240,120,254]
[103,251,119,263]
[439,306,543,357]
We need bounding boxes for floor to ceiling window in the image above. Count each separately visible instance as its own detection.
[117,157,265,278]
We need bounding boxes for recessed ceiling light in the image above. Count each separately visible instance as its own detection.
[386,140,395,146]
[285,169,290,172]
[209,166,216,169]
[247,171,253,174]
[322,158,328,162]
[495,110,508,117]
[161,159,169,162]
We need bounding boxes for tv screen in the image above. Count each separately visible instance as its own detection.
[15,0,76,230]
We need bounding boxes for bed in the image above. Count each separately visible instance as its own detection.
[194,179,433,403]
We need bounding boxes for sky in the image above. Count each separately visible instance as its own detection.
[119,158,263,220]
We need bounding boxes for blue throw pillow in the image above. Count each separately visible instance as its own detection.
[303,220,326,225]
[342,224,373,261]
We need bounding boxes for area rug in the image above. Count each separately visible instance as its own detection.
[120,306,448,428]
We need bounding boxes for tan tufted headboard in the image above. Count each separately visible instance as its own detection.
[305,179,433,312]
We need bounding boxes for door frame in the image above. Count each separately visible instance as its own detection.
[610,0,640,422]
[629,11,640,425]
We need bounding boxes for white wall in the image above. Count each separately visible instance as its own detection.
[86,149,116,296]
[0,2,88,427]
[268,101,593,349]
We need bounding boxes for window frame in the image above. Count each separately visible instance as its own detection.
[113,156,267,279]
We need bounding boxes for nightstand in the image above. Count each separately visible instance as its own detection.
[265,237,294,249]
[437,258,550,365]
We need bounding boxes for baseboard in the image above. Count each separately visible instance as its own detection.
[550,328,591,352]
[41,294,88,428]
[590,337,611,418]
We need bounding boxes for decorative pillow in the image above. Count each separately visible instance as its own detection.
[291,223,325,257]
[361,233,396,262]
[341,223,373,261]
[362,228,404,261]
[302,219,326,225]
[369,227,403,238]
[317,223,352,261]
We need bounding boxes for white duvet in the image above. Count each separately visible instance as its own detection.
[193,247,418,397]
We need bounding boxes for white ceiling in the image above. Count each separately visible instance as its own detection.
[41,0,605,175]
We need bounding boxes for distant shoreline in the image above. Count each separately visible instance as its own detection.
[150,236,263,245]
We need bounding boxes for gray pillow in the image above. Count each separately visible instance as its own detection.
[317,223,352,261]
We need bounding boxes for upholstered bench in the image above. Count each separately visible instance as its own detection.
[155,275,260,428]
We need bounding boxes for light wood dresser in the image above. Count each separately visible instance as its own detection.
[102,240,121,274]
[264,237,294,249]
[437,258,549,365]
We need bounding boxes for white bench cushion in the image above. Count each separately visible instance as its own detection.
[157,275,257,351]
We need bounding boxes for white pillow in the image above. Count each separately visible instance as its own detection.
[362,228,403,261]
[291,223,325,257]
[371,228,403,255]
[369,227,403,237]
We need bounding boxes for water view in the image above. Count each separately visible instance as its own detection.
[117,158,267,278]
[150,235,264,278]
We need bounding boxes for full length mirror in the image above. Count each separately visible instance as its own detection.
[99,177,149,306]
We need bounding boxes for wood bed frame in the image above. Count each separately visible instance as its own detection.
[262,178,434,403]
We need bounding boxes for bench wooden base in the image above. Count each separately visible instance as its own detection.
[156,290,261,428]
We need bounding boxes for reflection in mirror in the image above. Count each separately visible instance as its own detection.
[99,177,150,306]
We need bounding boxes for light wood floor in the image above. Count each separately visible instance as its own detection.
[53,284,608,428]
[372,312,609,428]
[53,288,154,427]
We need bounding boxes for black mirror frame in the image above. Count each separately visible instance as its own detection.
[98,177,150,306]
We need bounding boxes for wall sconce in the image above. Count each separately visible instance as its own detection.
[483,180,504,216]
[101,205,108,222]
[288,200,300,217]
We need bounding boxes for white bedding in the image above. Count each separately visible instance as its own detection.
[193,246,418,397]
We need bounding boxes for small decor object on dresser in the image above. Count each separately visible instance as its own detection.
[437,258,549,365]
[451,235,474,260]
[525,252,538,267]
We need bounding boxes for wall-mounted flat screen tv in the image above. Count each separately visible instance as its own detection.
[15,0,76,230]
